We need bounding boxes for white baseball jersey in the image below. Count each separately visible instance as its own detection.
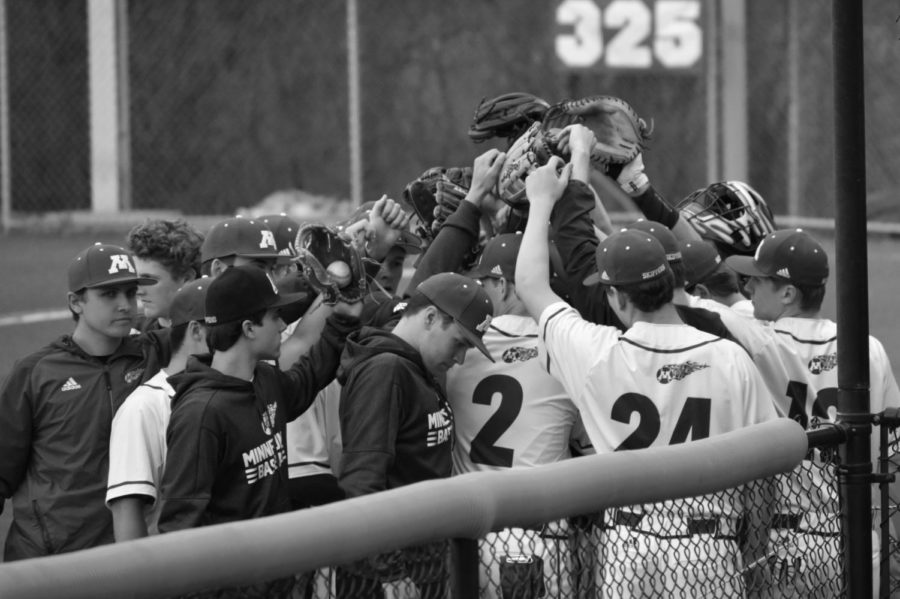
[282,319,335,480]
[539,302,776,459]
[105,369,172,534]
[447,314,585,474]
[730,298,755,319]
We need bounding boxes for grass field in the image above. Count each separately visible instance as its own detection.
[1,225,900,561]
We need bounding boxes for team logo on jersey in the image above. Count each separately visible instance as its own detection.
[808,353,837,375]
[124,368,144,384]
[656,361,709,384]
[426,407,453,447]
[242,430,286,485]
[502,346,538,364]
[260,401,278,435]
[108,254,136,274]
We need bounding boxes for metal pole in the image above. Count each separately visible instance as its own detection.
[449,538,479,599]
[0,0,10,232]
[704,0,719,184]
[832,0,872,596]
[346,0,362,209]
[786,0,800,217]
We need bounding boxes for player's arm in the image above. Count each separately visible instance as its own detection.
[278,308,361,421]
[0,355,41,507]
[337,361,400,498]
[106,392,160,541]
[407,149,506,290]
[279,295,329,368]
[109,497,149,541]
[158,398,218,533]
[516,158,573,321]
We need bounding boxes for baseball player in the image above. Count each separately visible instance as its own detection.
[199,215,292,279]
[106,278,211,541]
[0,243,160,560]
[158,265,361,599]
[727,229,900,598]
[126,218,204,331]
[515,158,777,598]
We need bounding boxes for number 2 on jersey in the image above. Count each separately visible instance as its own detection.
[469,375,523,468]
[612,393,711,450]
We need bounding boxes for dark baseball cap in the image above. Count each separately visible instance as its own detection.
[204,265,310,325]
[259,213,301,258]
[468,233,522,280]
[680,240,722,287]
[584,230,670,286]
[416,272,495,362]
[336,201,424,254]
[200,217,291,264]
[68,243,157,292]
[725,228,829,286]
[169,277,213,327]
[627,220,682,263]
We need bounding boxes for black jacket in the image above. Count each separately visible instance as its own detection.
[0,332,163,560]
[337,327,454,498]
[159,314,358,533]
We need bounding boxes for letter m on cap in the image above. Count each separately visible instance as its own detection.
[108,254,135,274]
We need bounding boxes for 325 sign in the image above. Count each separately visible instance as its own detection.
[555,0,703,71]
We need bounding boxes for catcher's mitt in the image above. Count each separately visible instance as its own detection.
[467,92,550,146]
[294,223,367,305]
[496,95,652,209]
[401,166,473,242]
[542,95,652,166]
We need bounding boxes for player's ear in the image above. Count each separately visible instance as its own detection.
[693,283,710,299]
[67,291,85,315]
[241,319,256,339]
[781,283,800,306]
[210,258,229,278]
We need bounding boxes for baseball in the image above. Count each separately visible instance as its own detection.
[326,260,352,287]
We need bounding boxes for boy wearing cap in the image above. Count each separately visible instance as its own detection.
[199,216,292,280]
[335,272,493,599]
[126,218,204,330]
[106,278,212,541]
[516,161,777,597]
[158,265,360,598]
[727,229,900,596]
[0,243,159,560]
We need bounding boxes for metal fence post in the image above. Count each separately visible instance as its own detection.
[449,537,479,599]
[832,0,872,596]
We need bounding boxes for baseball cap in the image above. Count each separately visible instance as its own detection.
[336,201,424,255]
[468,233,522,280]
[200,217,290,265]
[68,243,157,292]
[725,228,829,286]
[204,265,310,325]
[259,213,300,258]
[680,240,722,288]
[416,272,495,362]
[584,230,670,286]
[626,220,682,263]
[169,277,213,327]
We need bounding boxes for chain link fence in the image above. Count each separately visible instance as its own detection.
[3,0,900,223]
[171,437,856,599]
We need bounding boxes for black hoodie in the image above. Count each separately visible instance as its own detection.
[337,326,454,498]
[159,314,358,534]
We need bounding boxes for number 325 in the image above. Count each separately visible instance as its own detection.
[555,0,702,69]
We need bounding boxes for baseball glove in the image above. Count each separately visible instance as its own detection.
[495,95,652,209]
[542,95,653,167]
[401,166,473,241]
[468,92,551,146]
[294,223,367,305]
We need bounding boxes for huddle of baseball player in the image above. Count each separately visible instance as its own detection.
[1,90,898,599]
